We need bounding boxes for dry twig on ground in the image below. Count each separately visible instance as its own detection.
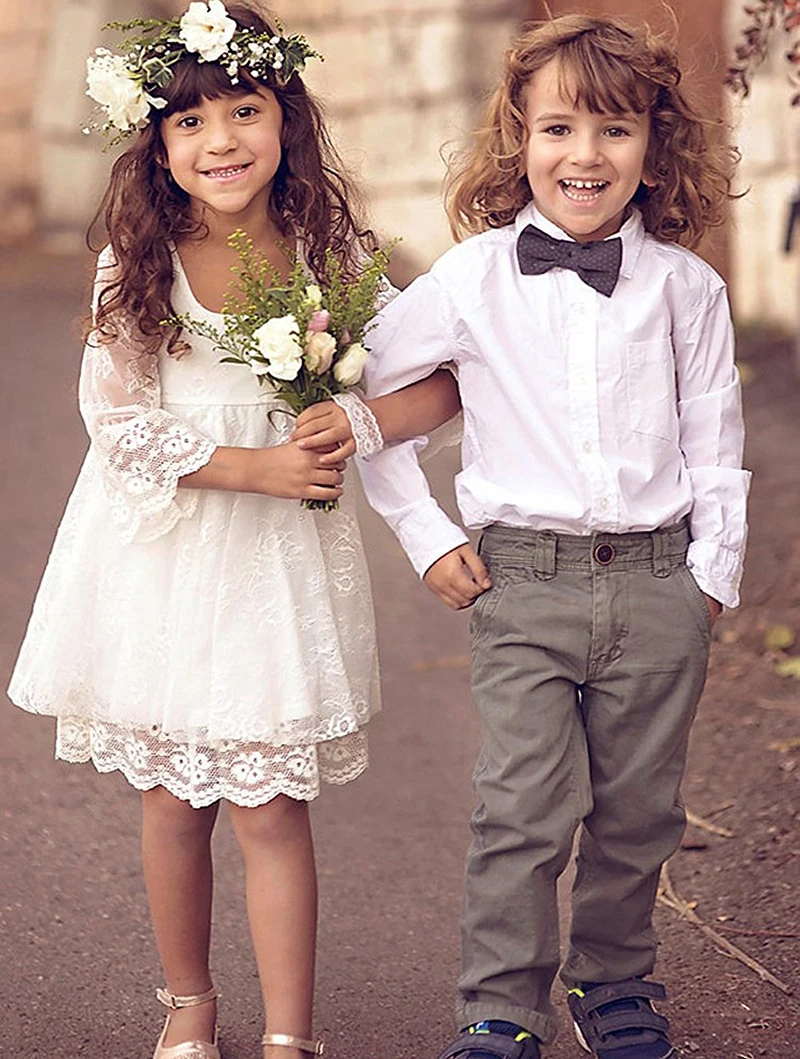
[657,863,793,996]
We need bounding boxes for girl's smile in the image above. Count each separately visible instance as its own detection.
[523,59,651,242]
[200,162,254,182]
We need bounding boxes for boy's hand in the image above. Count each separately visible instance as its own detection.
[704,593,723,626]
[292,402,355,464]
[423,544,492,610]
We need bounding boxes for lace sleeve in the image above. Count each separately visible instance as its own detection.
[79,247,217,544]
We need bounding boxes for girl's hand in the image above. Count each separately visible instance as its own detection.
[292,402,355,464]
[704,593,723,627]
[423,544,492,610]
[250,442,345,501]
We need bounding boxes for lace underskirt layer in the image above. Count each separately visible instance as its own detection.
[56,718,369,808]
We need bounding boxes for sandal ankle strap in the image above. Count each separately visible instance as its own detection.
[156,985,219,1010]
[262,1032,324,1054]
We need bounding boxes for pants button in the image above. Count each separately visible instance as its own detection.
[594,542,615,565]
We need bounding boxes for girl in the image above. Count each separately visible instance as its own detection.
[299,14,749,1059]
[7,3,458,1057]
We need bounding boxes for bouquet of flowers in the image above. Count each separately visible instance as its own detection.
[171,229,393,509]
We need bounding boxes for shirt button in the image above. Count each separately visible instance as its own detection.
[583,441,593,454]
[600,498,610,509]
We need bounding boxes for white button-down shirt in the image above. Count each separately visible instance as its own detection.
[358,204,751,608]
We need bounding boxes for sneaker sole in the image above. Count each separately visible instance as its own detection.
[572,1020,677,1059]
[573,1021,592,1054]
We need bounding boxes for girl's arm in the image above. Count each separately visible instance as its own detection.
[291,368,460,462]
[82,249,342,542]
[178,443,343,502]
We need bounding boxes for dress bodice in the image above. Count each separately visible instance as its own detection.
[161,252,280,407]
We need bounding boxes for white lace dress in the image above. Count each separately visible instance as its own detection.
[7,248,380,807]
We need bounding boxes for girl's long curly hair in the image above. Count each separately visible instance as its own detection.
[88,3,375,356]
[446,15,738,249]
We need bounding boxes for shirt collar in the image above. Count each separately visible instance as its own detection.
[514,201,646,280]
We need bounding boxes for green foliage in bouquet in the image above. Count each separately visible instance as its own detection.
[168,229,394,509]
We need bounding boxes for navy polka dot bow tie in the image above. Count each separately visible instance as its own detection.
[516,224,623,297]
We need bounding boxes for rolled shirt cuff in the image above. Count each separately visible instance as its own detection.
[392,502,470,578]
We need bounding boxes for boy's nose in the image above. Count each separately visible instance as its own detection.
[568,135,603,166]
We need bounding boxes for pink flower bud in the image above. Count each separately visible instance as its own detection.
[307,309,330,333]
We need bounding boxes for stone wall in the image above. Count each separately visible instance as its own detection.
[1,0,525,273]
[726,4,800,331]
[0,0,48,244]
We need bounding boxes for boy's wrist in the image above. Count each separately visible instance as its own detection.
[331,392,384,457]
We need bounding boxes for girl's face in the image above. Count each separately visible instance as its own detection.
[160,87,283,227]
[523,58,651,242]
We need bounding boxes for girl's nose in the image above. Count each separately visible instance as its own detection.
[205,123,238,153]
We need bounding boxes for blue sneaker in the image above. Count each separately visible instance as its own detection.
[438,1020,541,1059]
[567,979,676,1058]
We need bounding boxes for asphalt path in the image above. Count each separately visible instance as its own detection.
[0,251,579,1059]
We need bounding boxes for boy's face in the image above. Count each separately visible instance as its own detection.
[523,59,651,243]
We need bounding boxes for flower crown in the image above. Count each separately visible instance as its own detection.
[85,0,320,143]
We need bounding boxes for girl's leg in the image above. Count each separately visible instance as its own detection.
[141,786,220,1045]
[226,795,317,1059]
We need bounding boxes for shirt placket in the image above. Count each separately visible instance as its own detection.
[565,282,617,529]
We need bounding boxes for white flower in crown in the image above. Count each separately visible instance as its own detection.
[333,342,369,386]
[252,315,304,381]
[179,0,238,63]
[86,49,166,131]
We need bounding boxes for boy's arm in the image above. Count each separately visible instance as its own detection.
[675,284,752,609]
[356,437,489,608]
[292,369,460,462]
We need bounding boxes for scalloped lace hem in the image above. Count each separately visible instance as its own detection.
[55,718,369,808]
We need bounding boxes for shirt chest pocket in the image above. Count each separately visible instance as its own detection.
[624,338,677,443]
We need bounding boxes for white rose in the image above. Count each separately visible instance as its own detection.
[303,284,323,310]
[303,331,336,374]
[253,315,303,381]
[86,50,165,131]
[333,342,369,386]
[179,0,237,63]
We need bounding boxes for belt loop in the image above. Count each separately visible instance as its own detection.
[651,527,671,578]
[535,531,557,580]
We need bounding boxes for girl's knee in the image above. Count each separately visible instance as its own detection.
[141,786,219,842]
[227,794,309,850]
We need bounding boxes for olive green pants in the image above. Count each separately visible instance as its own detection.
[457,520,711,1044]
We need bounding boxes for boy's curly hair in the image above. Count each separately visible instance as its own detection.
[88,2,375,357]
[446,14,738,249]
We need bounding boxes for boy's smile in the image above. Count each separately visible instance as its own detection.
[523,59,651,243]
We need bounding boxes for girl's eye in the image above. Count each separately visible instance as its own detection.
[605,126,631,138]
[176,115,201,129]
[234,105,259,119]
[545,124,570,136]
